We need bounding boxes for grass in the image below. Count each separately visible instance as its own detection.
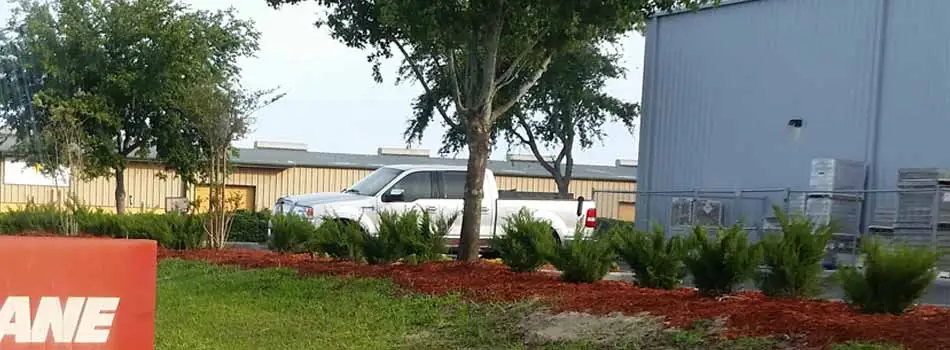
[155,259,905,350]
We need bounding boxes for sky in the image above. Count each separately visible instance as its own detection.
[2,0,647,166]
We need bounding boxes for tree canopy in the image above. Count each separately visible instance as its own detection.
[267,0,713,260]
[405,41,638,196]
[0,0,262,213]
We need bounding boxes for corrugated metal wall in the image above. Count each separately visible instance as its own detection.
[216,167,372,210]
[496,175,636,220]
[0,160,179,212]
[638,0,885,229]
[0,159,636,217]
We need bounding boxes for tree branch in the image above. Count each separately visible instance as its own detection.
[515,115,557,176]
[494,29,547,93]
[392,38,458,129]
[491,54,552,121]
[446,50,465,112]
[476,13,504,119]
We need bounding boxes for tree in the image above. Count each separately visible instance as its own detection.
[405,42,638,198]
[0,0,260,214]
[266,0,712,261]
[177,82,284,248]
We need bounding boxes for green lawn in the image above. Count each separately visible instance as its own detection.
[155,260,903,350]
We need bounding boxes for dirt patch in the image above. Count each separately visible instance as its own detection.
[520,311,664,347]
[158,248,950,350]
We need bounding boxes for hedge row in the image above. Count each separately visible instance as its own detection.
[0,202,273,248]
[492,205,941,315]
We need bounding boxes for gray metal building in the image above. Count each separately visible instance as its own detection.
[636,0,950,231]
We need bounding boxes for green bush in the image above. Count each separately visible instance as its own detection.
[491,208,557,272]
[684,224,760,297]
[75,210,125,237]
[613,223,687,290]
[832,238,939,314]
[757,206,835,298]
[0,202,67,234]
[229,210,270,243]
[308,218,366,261]
[548,228,615,283]
[268,214,315,253]
[163,212,206,250]
[369,209,457,264]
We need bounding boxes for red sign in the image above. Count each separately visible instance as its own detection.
[0,236,157,349]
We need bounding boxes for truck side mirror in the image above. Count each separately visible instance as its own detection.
[382,188,405,202]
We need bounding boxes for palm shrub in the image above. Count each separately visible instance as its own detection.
[268,213,315,253]
[613,223,687,290]
[833,238,939,314]
[757,206,835,298]
[491,208,557,272]
[308,218,366,261]
[371,209,457,264]
[683,224,760,297]
[548,225,616,283]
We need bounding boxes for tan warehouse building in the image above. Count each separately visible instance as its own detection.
[0,140,637,221]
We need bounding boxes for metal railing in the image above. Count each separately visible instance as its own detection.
[593,187,950,269]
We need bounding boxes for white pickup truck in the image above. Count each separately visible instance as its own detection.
[270,164,597,248]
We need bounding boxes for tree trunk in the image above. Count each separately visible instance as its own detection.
[555,176,571,199]
[458,120,492,262]
[114,166,127,215]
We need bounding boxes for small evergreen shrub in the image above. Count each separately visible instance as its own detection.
[548,227,616,283]
[309,218,366,261]
[833,238,939,314]
[370,209,457,264]
[0,202,65,234]
[268,213,315,253]
[757,206,835,298]
[229,210,270,243]
[684,224,760,297]
[75,210,126,238]
[614,223,687,290]
[163,212,206,249]
[491,208,557,272]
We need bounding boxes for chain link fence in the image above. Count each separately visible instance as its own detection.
[594,187,950,271]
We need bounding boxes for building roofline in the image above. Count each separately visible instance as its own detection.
[0,137,636,182]
[653,0,758,18]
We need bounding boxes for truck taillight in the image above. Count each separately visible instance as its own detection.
[305,207,314,217]
[584,208,597,228]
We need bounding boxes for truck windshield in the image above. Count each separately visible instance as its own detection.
[344,167,404,196]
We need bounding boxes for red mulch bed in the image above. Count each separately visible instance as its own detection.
[159,248,950,350]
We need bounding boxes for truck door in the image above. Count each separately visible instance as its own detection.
[376,171,440,230]
[440,171,493,244]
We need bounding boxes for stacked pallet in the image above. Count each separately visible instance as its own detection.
[894,168,950,268]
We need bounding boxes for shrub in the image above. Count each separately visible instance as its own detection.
[268,214,315,253]
[229,210,270,243]
[547,227,616,283]
[757,206,835,298]
[75,210,125,238]
[683,224,760,297]
[832,238,939,314]
[0,202,66,234]
[370,209,457,264]
[491,208,557,272]
[309,218,366,261]
[163,212,206,250]
[613,223,687,290]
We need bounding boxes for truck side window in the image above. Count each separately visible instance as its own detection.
[443,171,466,199]
[391,171,433,202]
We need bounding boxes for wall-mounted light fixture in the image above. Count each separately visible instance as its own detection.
[788,118,804,128]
